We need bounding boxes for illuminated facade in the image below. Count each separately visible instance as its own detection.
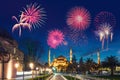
[0,36,23,79]
[48,49,72,72]
[50,55,69,72]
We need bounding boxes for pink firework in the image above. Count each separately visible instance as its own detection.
[47,29,64,49]
[94,11,116,28]
[12,3,46,36]
[21,3,46,28]
[66,7,91,31]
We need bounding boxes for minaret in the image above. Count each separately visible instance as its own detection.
[48,49,51,67]
[70,48,73,64]
[97,51,100,65]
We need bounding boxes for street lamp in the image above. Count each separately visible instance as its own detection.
[29,63,34,80]
[36,67,39,80]
[15,63,19,69]
[77,65,80,74]
[15,62,19,78]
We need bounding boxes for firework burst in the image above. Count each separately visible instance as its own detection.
[99,23,112,39]
[21,3,46,28]
[95,23,113,49]
[66,7,91,31]
[47,29,64,49]
[94,11,116,28]
[12,3,46,36]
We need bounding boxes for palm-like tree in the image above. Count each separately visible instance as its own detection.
[85,58,97,73]
[66,55,77,73]
[102,55,119,75]
[78,57,86,74]
[21,39,44,70]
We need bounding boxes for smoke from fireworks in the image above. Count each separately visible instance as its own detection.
[63,27,88,46]
[47,29,64,49]
[67,7,91,31]
[12,3,46,36]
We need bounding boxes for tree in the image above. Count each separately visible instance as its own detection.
[66,63,73,73]
[102,55,119,75]
[21,39,44,70]
[66,55,77,73]
[78,57,86,74]
[72,55,78,72]
[85,58,97,74]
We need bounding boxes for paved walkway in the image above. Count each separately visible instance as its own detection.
[49,73,67,80]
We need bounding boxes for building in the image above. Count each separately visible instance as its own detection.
[50,55,69,72]
[0,34,23,79]
[48,48,73,72]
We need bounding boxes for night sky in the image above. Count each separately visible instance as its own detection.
[0,0,120,63]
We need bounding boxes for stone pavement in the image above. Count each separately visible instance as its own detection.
[48,73,67,80]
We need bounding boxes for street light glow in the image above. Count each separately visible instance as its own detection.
[29,63,34,69]
[15,63,19,68]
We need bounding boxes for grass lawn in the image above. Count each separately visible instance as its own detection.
[93,75,120,80]
[64,76,80,80]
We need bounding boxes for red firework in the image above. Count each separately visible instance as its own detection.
[94,11,116,28]
[21,3,46,28]
[47,29,64,49]
[67,7,91,31]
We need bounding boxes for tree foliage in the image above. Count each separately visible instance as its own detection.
[102,55,119,75]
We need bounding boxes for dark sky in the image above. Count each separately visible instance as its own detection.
[0,0,120,63]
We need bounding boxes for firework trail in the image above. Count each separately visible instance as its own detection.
[47,29,64,49]
[95,29,104,49]
[100,23,112,49]
[12,15,31,36]
[95,23,113,50]
[94,11,116,50]
[12,3,46,36]
[110,32,113,41]
[66,7,91,31]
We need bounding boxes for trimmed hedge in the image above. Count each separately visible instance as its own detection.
[64,76,80,80]
[93,75,120,80]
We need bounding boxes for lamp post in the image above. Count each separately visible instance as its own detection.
[36,67,39,80]
[77,65,80,74]
[15,62,19,77]
[29,63,34,80]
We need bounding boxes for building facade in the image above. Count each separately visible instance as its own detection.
[0,36,23,79]
[50,55,69,72]
[48,49,73,72]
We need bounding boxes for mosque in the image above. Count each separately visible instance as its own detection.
[48,48,73,72]
[48,48,102,72]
